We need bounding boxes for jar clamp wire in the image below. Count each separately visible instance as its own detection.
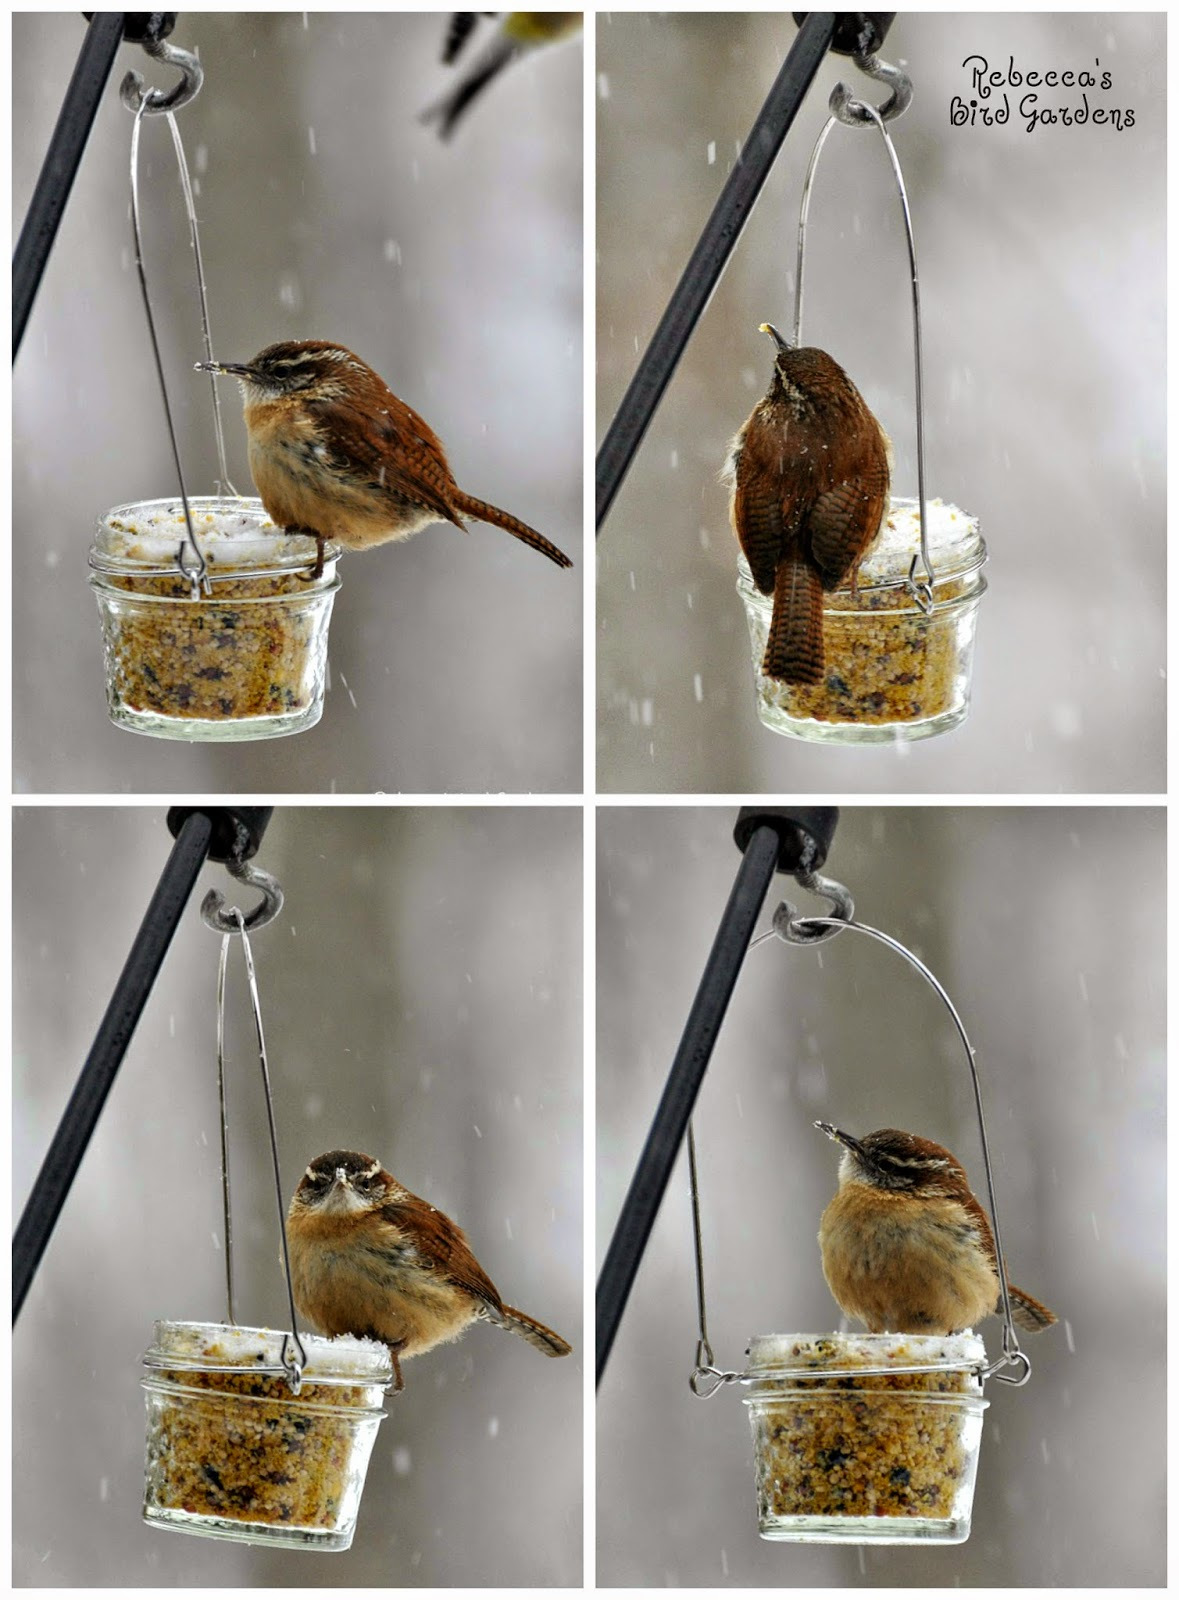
[89,36,340,741]
[140,844,392,1552]
[737,47,988,742]
[686,856,1032,1545]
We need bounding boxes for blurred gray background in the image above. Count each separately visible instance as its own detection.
[14,805,581,1585]
[14,13,582,794]
[597,13,1165,793]
[597,806,1164,1585]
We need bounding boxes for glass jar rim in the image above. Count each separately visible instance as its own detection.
[93,496,341,578]
[746,1329,988,1377]
[141,1319,392,1387]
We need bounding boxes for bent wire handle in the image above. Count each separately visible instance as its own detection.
[124,42,237,589]
[772,909,1031,1387]
[214,910,308,1392]
[793,66,933,593]
[127,100,205,591]
[688,882,1033,1394]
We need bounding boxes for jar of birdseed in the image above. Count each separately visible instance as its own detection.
[141,1320,391,1551]
[743,1332,988,1544]
[736,497,987,744]
[89,497,340,741]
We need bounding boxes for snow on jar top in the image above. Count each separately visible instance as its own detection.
[93,496,333,573]
[145,1319,392,1386]
[857,496,982,587]
[746,1330,987,1377]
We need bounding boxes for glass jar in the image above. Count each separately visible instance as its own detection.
[743,1332,988,1544]
[736,497,987,744]
[89,497,340,741]
[141,1320,391,1552]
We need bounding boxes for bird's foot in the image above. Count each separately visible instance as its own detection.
[282,525,326,582]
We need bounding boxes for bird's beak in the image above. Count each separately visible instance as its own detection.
[194,359,256,378]
[332,1166,349,1188]
[759,322,792,354]
[814,1120,862,1156]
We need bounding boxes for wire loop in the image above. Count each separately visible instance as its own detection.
[210,897,308,1395]
[793,62,933,590]
[125,47,238,592]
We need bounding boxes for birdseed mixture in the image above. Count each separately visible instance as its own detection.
[738,499,985,731]
[142,1322,388,1544]
[745,1332,986,1530]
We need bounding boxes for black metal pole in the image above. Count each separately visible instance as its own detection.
[595,12,836,530]
[13,13,178,361]
[13,804,276,1322]
[13,13,126,359]
[596,808,838,1385]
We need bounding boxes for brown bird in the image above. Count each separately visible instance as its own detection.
[197,340,573,579]
[287,1149,572,1390]
[815,1123,1057,1337]
[726,325,891,684]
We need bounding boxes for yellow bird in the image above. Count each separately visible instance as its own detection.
[421,12,582,140]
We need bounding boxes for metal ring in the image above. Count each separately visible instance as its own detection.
[120,37,204,116]
[830,52,913,127]
[202,859,285,934]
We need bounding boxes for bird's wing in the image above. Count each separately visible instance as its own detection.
[731,422,811,595]
[307,391,462,527]
[804,468,888,589]
[385,1195,505,1312]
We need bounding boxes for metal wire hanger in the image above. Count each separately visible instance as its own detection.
[202,854,307,1393]
[790,46,934,608]
[122,29,238,596]
[687,861,1034,1399]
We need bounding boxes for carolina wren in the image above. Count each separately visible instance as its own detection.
[287,1149,572,1390]
[197,341,573,579]
[815,1122,1057,1337]
[421,12,583,139]
[725,324,891,684]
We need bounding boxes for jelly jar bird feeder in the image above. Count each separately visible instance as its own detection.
[87,37,341,741]
[139,851,392,1551]
[733,48,987,742]
[684,864,1041,1544]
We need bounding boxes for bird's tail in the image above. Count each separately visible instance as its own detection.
[764,552,824,684]
[451,490,573,568]
[1006,1283,1058,1332]
[497,1302,572,1356]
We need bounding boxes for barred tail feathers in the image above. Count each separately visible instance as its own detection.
[451,490,572,569]
[764,552,824,684]
[497,1302,572,1356]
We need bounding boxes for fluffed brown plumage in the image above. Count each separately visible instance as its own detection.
[727,328,891,684]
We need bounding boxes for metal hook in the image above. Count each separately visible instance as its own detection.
[830,51,913,127]
[766,869,855,947]
[120,35,204,117]
[201,858,285,935]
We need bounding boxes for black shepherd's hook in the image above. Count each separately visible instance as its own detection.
[13,13,203,360]
[13,807,276,1323]
[595,13,896,532]
[596,808,840,1385]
